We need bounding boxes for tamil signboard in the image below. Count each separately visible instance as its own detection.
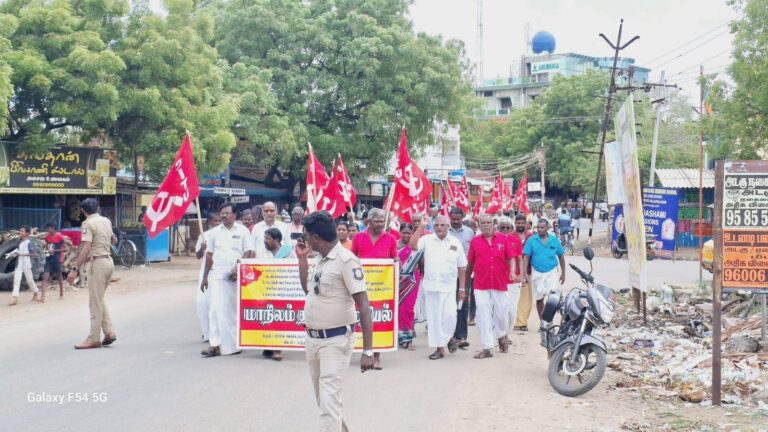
[721,161,768,289]
[237,259,398,351]
[642,187,679,259]
[614,93,647,291]
[0,144,117,194]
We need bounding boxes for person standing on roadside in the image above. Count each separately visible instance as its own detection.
[296,211,374,431]
[520,219,566,319]
[9,225,41,306]
[67,199,117,349]
[448,207,475,347]
[200,203,255,357]
[350,207,397,370]
[289,206,305,245]
[466,215,518,359]
[240,209,255,233]
[251,201,290,258]
[195,212,222,342]
[409,215,467,360]
[41,222,68,302]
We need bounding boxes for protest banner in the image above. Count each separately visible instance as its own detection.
[237,258,398,351]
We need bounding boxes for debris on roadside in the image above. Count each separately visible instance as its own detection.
[603,282,768,413]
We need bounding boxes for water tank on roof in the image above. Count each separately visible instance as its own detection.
[532,31,556,54]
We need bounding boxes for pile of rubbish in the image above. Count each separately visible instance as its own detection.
[603,283,768,413]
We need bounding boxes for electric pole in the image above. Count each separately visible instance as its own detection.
[649,71,665,187]
[476,0,484,86]
[587,19,639,243]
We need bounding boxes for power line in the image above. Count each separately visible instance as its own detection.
[644,22,730,66]
[669,49,731,77]
[652,29,731,70]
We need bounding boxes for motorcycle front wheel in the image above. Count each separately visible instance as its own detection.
[547,343,607,397]
[611,244,624,259]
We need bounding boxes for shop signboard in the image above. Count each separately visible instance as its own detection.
[0,144,117,194]
[721,161,768,289]
[642,187,679,259]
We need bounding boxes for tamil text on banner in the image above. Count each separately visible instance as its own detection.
[604,140,625,205]
[642,187,679,259]
[722,161,768,289]
[0,144,117,194]
[238,259,398,351]
[614,93,647,292]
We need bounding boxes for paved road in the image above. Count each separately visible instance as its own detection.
[0,255,708,432]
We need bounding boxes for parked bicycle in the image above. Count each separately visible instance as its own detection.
[111,230,138,268]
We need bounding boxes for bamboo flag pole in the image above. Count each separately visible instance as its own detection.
[308,143,318,212]
[186,130,205,235]
[338,153,356,220]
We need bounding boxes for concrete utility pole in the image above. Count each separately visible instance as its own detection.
[587,19,639,243]
[698,65,705,286]
[476,0,484,86]
[649,71,665,187]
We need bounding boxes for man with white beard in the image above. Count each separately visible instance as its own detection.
[195,212,222,342]
[251,201,291,257]
[200,203,255,357]
[409,215,467,360]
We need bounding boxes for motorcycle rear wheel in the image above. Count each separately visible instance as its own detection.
[547,343,607,397]
[611,245,624,259]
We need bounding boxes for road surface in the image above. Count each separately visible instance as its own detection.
[0,255,710,432]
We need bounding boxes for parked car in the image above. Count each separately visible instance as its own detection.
[702,239,714,273]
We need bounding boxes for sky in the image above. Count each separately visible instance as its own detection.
[408,0,739,98]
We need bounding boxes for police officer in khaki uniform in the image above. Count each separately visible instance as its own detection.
[296,211,374,432]
[67,198,117,350]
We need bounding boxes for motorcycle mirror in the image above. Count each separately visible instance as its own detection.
[583,246,595,261]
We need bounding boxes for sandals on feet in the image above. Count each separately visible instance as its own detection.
[429,351,445,360]
[271,352,283,361]
[447,340,458,353]
[201,347,221,357]
[499,337,509,353]
[473,350,493,359]
[457,340,470,349]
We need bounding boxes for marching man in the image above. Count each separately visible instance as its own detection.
[195,212,222,342]
[200,203,255,357]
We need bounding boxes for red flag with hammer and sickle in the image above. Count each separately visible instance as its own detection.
[391,128,431,223]
[143,133,200,239]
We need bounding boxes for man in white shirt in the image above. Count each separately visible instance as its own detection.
[251,201,291,257]
[195,212,222,342]
[409,215,467,360]
[200,204,255,357]
[288,206,305,245]
[9,225,41,305]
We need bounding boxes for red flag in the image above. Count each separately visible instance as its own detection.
[503,179,513,212]
[320,159,349,218]
[486,175,504,215]
[391,128,431,222]
[439,184,451,216]
[459,176,471,210]
[143,133,200,239]
[306,144,332,213]
[514,172,530,215]
[472,187,484,218]
[447,178,470,212]
[333,154,357,209]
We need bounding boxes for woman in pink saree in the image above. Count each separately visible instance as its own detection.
[397,223,422,349]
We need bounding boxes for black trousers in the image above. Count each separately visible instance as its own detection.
[453,277,474,340]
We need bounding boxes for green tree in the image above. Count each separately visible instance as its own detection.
[108,0,239,178]
[0,13,17,133]
[212,0,476,191]
[0,0,128,152]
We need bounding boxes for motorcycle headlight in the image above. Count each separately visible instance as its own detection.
[598,297,614,324]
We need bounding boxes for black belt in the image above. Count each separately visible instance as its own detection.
[304,325,354,339]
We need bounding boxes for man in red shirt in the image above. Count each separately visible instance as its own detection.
[350,207,398,369]
[466,214,519,359]
[41,222,69,301]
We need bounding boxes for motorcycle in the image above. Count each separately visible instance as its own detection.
[539,246,617,397]
[611,232,656,260]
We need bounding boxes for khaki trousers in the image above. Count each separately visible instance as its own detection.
[87,259,114,343]
[515,281,533,328]
[305,330,355,432]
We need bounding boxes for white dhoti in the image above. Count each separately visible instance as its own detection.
[506,283,521,333]
[425,291,457,348]
[531,268,559,301]
[414,284,427,323]
[197,262,211,341]
[474,289,511,350]
[208,278,239,355]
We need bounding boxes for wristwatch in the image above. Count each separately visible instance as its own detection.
[362,349,374,357]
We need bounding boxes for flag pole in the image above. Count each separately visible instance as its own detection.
[308,143,318,213]
[186,131,205,235]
